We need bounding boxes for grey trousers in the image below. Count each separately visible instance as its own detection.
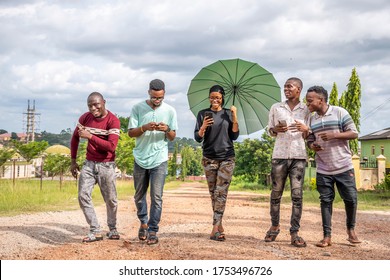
[78,160,118,233]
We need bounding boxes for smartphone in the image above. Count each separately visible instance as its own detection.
[312,143,323,150]
[204,112,213,120]
[278,120,287,126]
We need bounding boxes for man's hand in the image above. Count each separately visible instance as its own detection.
[273,122,288,133]
[155,122,170,132]
[203,116,214,127]
[310,142,324,151]
[318,132,337,141]
[70,161,80,179]
[78,128,92,140]
[290,120,309,133]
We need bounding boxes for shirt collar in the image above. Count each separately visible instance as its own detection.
[280,100,306,111]
[314,105,333,119]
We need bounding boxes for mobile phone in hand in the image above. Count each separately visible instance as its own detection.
[204,112,213,120]
[278,120,287,126]
[312,143,323,150]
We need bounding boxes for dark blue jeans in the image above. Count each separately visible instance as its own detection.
[133,161,167,233]
[270,159,306,234]
[316,169,358,237]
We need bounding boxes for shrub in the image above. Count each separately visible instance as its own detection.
[375,174,390,192]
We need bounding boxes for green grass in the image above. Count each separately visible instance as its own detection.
[0,178,182,216]
[233,184,390,211]
[1,179,389,216]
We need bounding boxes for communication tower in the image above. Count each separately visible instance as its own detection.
[23,100,41,142]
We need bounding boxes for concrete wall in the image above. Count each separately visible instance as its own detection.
[305,155,386,190]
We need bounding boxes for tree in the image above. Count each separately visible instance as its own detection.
[39,131,72,147]
[43,153,71,189]
[234,132,274,184]
[329,82,339,106]
[11,140,48,162]
[0,129,7,134]
[179,146,191,180]
[179,145,203,180]
[338,68,361,155]
[118,116,130,132]
[168,143,179,177]
[75,141,87,167]
[0,147,14,168]
[11,132,19,141]
[115,131,135,175]
[338,90,346,109]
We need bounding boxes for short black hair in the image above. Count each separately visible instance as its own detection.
[307,86,328,102]
[287,77,303,89]
[209,84,225,106]
[88,92,104,100]
[149,79,165,91]
[209,84,225,95]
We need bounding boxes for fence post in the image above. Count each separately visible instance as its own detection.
[377,154,386,184]
[352,154,361,190]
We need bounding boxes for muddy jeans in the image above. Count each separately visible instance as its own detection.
[316,169,358,237]
[78,160,118,234]
[202,156,235,226]
[270,159,306,234]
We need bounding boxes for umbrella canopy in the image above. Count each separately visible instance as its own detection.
[187,58,281,135]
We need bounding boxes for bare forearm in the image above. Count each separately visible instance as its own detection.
[128,126,145,138]
[335,130,358,140]
[165,130,176,141]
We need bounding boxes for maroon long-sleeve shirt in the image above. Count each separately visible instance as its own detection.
[70,111,120,162]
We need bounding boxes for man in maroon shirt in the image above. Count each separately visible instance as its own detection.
[70,92,121,242]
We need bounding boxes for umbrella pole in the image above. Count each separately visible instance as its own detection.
[232,85,237,105]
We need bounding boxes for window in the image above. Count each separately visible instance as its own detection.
[371,145,375,155]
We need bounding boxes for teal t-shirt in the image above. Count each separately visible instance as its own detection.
[128,101,178,169]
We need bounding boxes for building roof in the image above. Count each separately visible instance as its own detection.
[0,133,28,140]
[359,127,390,141]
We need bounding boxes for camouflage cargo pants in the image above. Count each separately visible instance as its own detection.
[202,156,235,226]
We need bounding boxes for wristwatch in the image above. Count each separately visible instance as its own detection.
[165,126,171,133]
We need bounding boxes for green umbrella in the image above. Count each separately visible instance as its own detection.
[187,58,281,135]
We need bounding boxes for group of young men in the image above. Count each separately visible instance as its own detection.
[266,77,361,248]
[70,77,361,248]
[70,79,177,245]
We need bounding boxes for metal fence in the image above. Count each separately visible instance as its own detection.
[360,156,378,168]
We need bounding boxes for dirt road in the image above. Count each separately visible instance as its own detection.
[1,181,390,260]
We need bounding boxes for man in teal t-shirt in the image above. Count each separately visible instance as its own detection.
[128,79,178,245]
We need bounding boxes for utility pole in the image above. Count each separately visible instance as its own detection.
[23,100,40,143]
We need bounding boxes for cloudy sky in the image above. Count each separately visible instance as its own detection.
[1,0,389,139]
